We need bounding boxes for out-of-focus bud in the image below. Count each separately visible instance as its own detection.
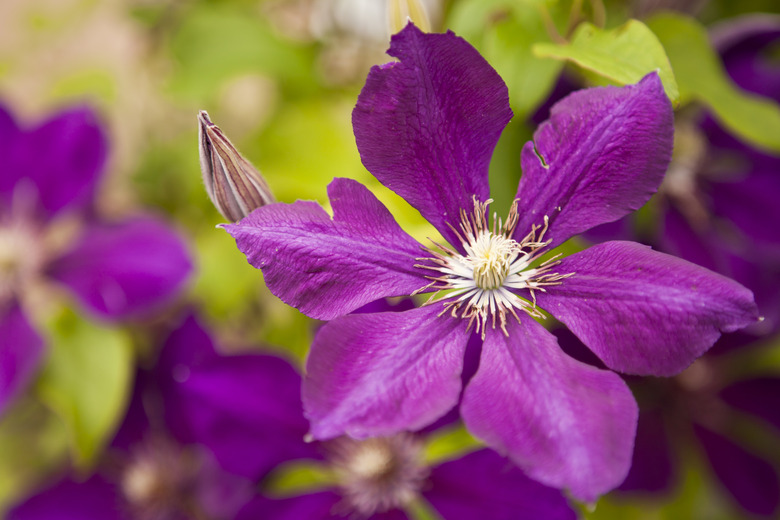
[198,111,274,222]
[388,0,431,35]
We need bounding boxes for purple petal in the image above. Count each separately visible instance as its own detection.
[236,492,410,520]
[0,106,19,200]
[720,377,780,432]
[582,214,637,244]
[709,168,780,252]
[224,177,426,320]
[424,449,576,520]
[156,316,317,480]
[552,326,606,369]
[419,331,483,434]
[1,106,107,219]
[236,493,341,520]
[536,241,759,376]
[617,409,675,493]
[303,306,470,440]
[8,475,122,520]
[514,73,673,249]
[0,303,45,416]
[460,315,638,502]
[352,24,512,249]
[109,371,152,451]
[659,207,780,334]
[352,297,417,315]
[658,205,723,273]
[711,14,780,101]
[694,424,780,516]
[48,217,192,320]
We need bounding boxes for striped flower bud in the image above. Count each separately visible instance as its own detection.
[388,0,431,35]
[198,111,274,222]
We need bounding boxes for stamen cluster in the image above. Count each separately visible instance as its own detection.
[120,437,202,520]
[0,219,44,305]
[328,434,429,517]
[415,198,573,338]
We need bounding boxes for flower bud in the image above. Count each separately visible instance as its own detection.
[388,0,431,36]
[198,111,274,222]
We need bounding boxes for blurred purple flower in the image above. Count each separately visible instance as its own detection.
[0,104,192,416]
[224,24,759,500]
[7,315,255,520]
[659,16,780,330]
[558,325,780,517]
[10,311,577,519]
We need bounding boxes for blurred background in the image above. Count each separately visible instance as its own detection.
[1,0,779,519]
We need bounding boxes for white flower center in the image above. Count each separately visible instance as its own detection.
[414,198,573,338]
[468,232,516,290]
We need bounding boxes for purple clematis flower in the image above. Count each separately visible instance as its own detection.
[225,24,759,501]
[0,104,192,416]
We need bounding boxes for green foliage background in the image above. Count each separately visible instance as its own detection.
[0,0,779,518]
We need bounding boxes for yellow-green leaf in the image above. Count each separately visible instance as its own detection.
[448,0,565,116]
[534,19,680,104]
[647,12,780,153]
[35,308,133,468]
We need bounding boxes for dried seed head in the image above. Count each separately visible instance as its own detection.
[120,437,201,520]
[198,110,275,222]
[328,434,429,517]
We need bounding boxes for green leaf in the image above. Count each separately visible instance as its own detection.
[257,96,432,242]
[448,0,564,116]
[534,19,680,104]
[0,398,69,513]
[167,5,314,101]
[263,460,334,497]
[35,308,133,468]
[647,12,780,153]
[423,424,483,465]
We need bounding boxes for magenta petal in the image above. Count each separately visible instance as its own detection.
[720,377,780,432]
[5,106,107,218]
[0,106,20,204]
[460,315,637,502]
[236,493,341,520]
[694,424,780,516]
[514,73,673,249]
[236,492,410,520]
[424,449,576,520]
[303,306,470,440]
[617,409,675,493]
[8,475,122,520]
[0,303,45,416]
[353,24,512,249]
[225,178,426,320]
[157,315,317,479]
[48,217,192,320]
[536,241,759,376]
